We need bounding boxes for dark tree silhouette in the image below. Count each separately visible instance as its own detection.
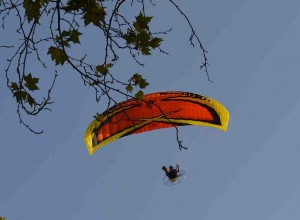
[1,0,210,149]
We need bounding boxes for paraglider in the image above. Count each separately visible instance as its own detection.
[162,164,180,180]
[84,91,230,155]
[162,164,186,186]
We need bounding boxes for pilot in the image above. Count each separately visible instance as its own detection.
[162,164,180,182]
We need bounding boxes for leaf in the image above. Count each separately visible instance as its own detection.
[139,78,149,89]
[132,73,142,85]
[10,82,19,91]
[13,90,27,102]
[131,73,149,89]
[55,30,79,47]
[40,0,49,5]
[25,93,36,107]
[106,63,113,68]
[135,90,144,100]
[150,37,162,48]
[23,0,42,22]
[138,30,151,45]
[124,30,137,45]
[97,63,113,74]
[126,84,133,93]
[24,73,39,91]
[83,5,106,27]
[61,30,71,37]
[133,12,152,32]
[141,47,151,55]
[23,0,31,9]
[47,46,68,65]
[133,30,152,55]
[96,64,108,75]
[55,35,70,47]
[69,29,82,44]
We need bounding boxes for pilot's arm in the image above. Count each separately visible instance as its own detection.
[162,166,168,174]
[176,164,179,172]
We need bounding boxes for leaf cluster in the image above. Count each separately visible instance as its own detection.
[126,73,149,99]
[63,0,106,27]
[23,0,49,22]
[124,12,162,55]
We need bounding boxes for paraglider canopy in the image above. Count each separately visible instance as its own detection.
[84,91,230,155]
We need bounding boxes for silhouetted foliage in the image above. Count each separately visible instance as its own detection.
[1,0,210,139]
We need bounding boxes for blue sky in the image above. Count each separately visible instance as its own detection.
[1,0,300,219]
